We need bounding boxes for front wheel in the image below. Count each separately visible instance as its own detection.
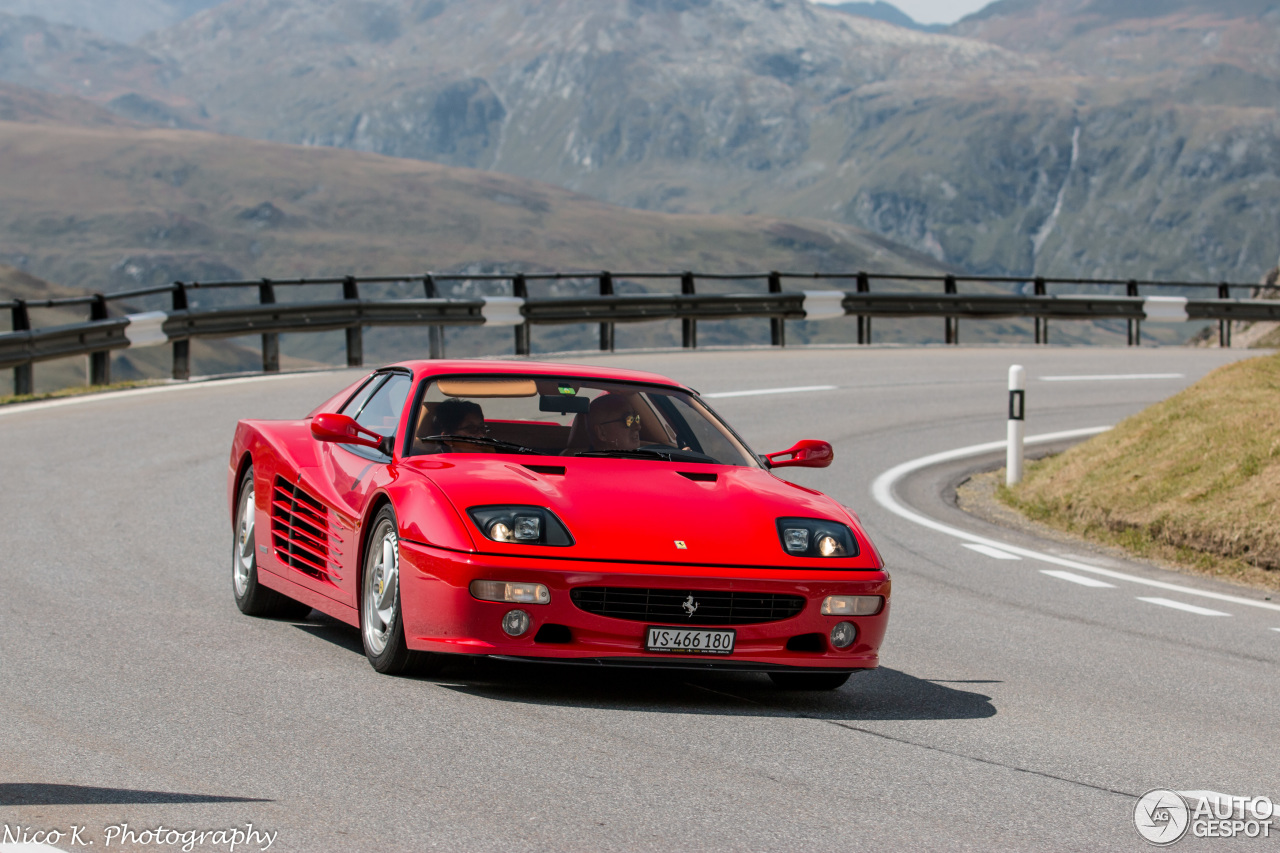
[768,671,852,691]
[361,505,441,676]
[232,466,312,620]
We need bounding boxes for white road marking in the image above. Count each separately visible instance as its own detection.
[1041,570,1116,588]
[963,543,1021,560]
[870,430,1280,614]
[1271,628,1280,633]
[1137,597,1231,617]
[1040,373,1184,382]
[703,385,837,399]
[0,844,73,852]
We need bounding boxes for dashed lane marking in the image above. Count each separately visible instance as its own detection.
[1040,570,1116,588]
[1040,373,1185,382]
[1137,597,1231,617]
[962,543,1021,560]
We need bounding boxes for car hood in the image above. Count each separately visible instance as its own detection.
[402,456,880,569]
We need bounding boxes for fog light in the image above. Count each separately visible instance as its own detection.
[829,621,856,649]
[783,528,810,552]
[513,515,542,541]
[502,609,531,637]
[821,595,883,616]
[470,580,551,604]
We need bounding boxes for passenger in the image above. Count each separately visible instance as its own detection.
[431,398,487,453]
[586,394,642,452]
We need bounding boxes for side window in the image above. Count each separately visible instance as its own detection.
[340,374,386,418]
[352,373,412,438]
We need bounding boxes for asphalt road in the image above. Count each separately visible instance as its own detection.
[1,345,1275,852]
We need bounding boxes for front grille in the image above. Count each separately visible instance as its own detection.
[270,476,342,583]
[570,587,806,626]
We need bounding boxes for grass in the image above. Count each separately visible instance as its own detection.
[998,351,1280,592]
[0,379,168,407]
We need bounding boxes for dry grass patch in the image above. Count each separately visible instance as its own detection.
[999,352,1280,591]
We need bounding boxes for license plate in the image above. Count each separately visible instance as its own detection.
[645,626,735,655]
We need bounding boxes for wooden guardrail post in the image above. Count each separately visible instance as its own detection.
[11,299,32,395]
[89,294,111,385]
[513,274,530,356]
[856,272,871,344]
[259,279,279,373]
[1126,279,1140,346]
[1218,283,1231,348]
[1033,276,1047,344]
[598,271,615,352]
[681,272,697,349]
[768,271,785,347]
[944,275,958,345]
[343,276,363,367]
[423,274,443,359]
[172,282,190,380]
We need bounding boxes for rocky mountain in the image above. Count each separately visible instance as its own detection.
[0,0,225,43]
[828,2,945,33]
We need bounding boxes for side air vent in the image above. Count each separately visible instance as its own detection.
[677,471,717,482]
[270,477,342,583]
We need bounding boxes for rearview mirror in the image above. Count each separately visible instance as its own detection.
[311,412,390,454]
[765,440,833,469]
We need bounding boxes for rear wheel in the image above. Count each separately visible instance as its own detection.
[232,466,313,620]
[768,671,852,691]
[361,505,441,676]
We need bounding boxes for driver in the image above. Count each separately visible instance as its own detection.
[431,398,488,453]
[586,394,641,452]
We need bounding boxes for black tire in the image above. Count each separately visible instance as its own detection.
[360,505,442,676]
[232,466,313,620]
[768,671,852,691]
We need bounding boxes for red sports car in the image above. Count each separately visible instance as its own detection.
[229,360,890,690]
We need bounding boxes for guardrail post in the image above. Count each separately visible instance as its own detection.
[172,283,190,380]
[1126,279,1140,346]
[599,271,615,351]
[259,279,279,373]
[768,271,785,347]
[423,275,444,359]
[1033,277,1047,344]
[513,274,530,356]
[343,276,363,367]
[11,299,33,395]
[89,294,111,385]
[944,275,958,345]
[856,271,871,344]
[681,272,697,349]
[1218,282,1231,348]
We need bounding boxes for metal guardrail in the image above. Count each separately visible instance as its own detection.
[3,271,1278,395]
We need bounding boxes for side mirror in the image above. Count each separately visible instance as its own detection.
[765,439,834,469]
[311,412,391,454]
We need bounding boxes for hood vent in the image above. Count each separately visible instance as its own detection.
[523,464,566,476]
[270,476,341,584]
[677,471,717,482]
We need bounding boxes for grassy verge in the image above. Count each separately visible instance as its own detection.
[0,379,166,407]
[997,351,1280,594]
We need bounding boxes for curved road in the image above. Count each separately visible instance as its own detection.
[0,346,1274,852]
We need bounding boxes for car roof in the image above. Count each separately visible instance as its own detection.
[394,359,692,392]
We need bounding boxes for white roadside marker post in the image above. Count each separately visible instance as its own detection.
[1007,364,1026,486]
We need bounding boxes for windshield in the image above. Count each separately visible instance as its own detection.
[407,376,759,467]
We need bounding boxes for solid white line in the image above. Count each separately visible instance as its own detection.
[963,543,1021,560]
[1272,628,1280,633]
[1040,373,1184,382]
[703,385,837,399]
[0,370,352,419]
[1040,570,1116,588]
[0,843,73,852]
[1137,597,1231,617]
[869,430,1280,614]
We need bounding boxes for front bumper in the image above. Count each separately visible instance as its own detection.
[399,540,890,671]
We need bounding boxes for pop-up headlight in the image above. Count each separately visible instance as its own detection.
[468,506,573,546]
[776,518,858,558]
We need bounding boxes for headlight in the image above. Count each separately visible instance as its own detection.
[776,518,858,558]
[468,505,573,546]
[471,580,551,604]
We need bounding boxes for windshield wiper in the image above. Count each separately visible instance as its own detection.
[572,446,718,463]
[422,434,538,454]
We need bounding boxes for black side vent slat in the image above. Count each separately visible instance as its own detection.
[270,476,333,581]
[523,465,566,476]
[677,471,717,482]
[570,587,805,626]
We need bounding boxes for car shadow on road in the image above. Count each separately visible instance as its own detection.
[431,659,997,721]
[0,784,271,806]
